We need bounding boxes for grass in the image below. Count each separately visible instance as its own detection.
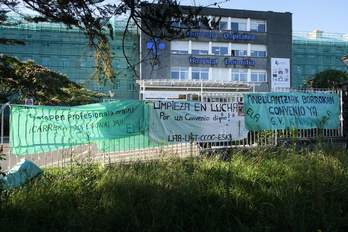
[1,145,348,231]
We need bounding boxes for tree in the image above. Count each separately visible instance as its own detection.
[0,8,25,45]
[53,85,108,106]
[307,69,348,88]
[0,54,107,105]
[0,0,217,84]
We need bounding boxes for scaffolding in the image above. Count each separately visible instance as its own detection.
[0,14,140,100]
[292,30,348,88]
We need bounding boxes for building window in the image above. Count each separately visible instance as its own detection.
[112,80,120,90]
[231,69,248,81]
[191,42,208,55]
[250,50,266,57]
[126,83,136,91]
[171,41,189,54]
[59,58,69,68]
[250,44,267,57]
[42,35,51,47]
[296,65,304,74]
[309,66,317,74]
[77,59,86,68]
[212,46,228,55]
[231,22,247,31]
[218,21,228,30]
[172,50,189,54]
[212,68,229,81]
[232,50,247,56]
[60,37,69,42]
[60,43,70,48]
[296,47,306,53]
[24,34,32,46]
[308,48,317,53]
[231,18,247,31]
[171,67,188,79]
[198,21,208,29]
[171,20,186,28]
[251,71,267,82]
[192,50,209,55]
[231,43,248,56]
[41,57,51,67]
[250,20,266,32]
[25,34,32,39]
[94,85,104,91]
[192,68,209,80]
[128,83,135,91]
[4,33,16,39]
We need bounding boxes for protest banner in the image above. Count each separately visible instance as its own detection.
[244,92,340,130]
[10,100,146,155]
[149,100,248,143]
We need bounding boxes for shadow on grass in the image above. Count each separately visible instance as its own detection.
[1,146,348,232]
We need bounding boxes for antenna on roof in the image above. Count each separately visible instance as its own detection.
[205,0,231,8]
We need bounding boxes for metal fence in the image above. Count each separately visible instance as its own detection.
[0,88,344,170]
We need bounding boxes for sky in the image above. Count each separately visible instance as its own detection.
[8,0,348,34]
[179,0,348,34]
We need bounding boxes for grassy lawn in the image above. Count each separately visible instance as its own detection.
[1,145,348,231]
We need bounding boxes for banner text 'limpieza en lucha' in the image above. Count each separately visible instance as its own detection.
[149,100,248,143]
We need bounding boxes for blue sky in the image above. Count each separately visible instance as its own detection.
[179,0,348,34]
[11,0,348,34]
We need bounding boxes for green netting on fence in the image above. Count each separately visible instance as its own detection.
[11,100,147,155]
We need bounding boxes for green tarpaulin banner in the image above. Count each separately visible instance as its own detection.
[95,104,170,152]
[96,132,168,152]
[10,101,146,156]
[244,92,340,130]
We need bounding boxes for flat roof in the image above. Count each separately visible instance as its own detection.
[293,31,348,43]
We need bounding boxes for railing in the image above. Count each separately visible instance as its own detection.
[0,89,344,170]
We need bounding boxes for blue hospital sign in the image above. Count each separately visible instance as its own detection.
[147,38,166,55]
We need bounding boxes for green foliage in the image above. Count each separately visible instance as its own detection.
[308,69,348,88]
[53,85,107,106]
[0,54,106,105]
[0,151,5,171]
[0,146,6,188]
[1,147,348,231]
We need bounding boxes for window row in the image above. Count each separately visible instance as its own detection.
[93,81,135,92]
[171,41,267,57]
[220,18,266,32]
[171,67,267,82]
[37,57,88,68]
[172,17,266,32]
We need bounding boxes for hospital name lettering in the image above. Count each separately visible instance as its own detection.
[225,59,255,66]
[189,57,255,66]
[189,57,218,64]
[186,31,256,40]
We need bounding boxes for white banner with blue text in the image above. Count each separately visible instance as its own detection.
[149,101,248,143]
